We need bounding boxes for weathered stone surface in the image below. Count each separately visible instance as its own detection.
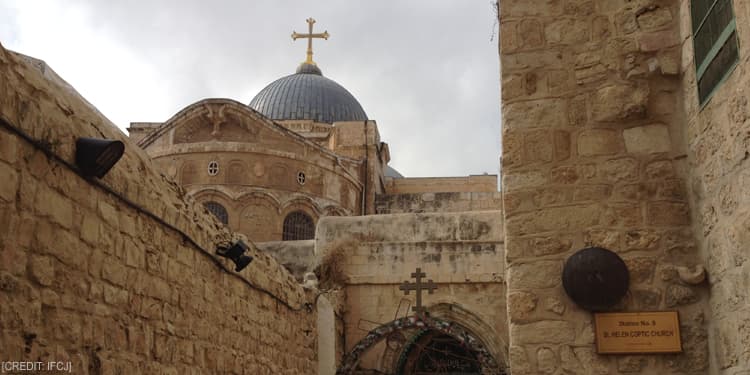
[559,345,581,372]
[29,255,55,287]
[502,50,566,71]
[544,297,566,315]
[624,257,656,284]
[584,229,620,249]
[524,130,554,162]
[599,157,639,183]
[578,129,623,156]
[602,202,642,226]
[647,201,690,226]
[0,162,18,202]
[633,288,662,310]
[509,346,532,374]
[501,21,520,53]
[549,165,576,184]
[623,229,659,250]
[35,185,73,229]
[537,347,558,374]
[504,170,547,190]
[508,261,562,289]
[545,19,590,45]
[503,99,568,129]
[638,30,679,52]
[573,184,611,202]
[531,236,572,257]
[568,94,588,126]
[502,74,525,100]
[645,160,674,179]
[508,291,538,321]
[617,355,648,372]
[520,19,544,48]
[623,124,671,154]
[592,84,649,122]
[506,205,600,234]
[573,347,612,373]
[665,284,698,307]
[501,0,563,17]
[512,321,575,344]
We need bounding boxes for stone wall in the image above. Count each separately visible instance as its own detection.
[499,1,709,373]
[678,0,750,373]
[256,240,316,282]
[0,45,319,374]
[375,191,503,214]
[384,175,498,194]
[315,211,507,373]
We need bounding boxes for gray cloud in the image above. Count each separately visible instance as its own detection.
[6,0,501,178]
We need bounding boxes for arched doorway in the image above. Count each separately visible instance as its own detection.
[336,315,504,375]
[396,329,483,374]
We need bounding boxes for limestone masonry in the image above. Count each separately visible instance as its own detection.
[1,1,749,373]
[500,0,748,374]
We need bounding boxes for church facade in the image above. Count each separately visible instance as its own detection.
[125,18,506,374]
[127,49,501,244]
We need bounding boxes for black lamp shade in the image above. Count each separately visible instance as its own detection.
[217,240,253,272]
[75,138,125,178]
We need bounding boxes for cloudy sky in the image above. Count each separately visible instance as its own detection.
[0,0,501,178]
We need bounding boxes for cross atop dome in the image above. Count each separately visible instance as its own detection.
[291,18,329,66]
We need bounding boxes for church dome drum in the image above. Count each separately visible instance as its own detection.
[249,63,368,124]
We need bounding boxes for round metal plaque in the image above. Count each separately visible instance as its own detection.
[562,247,629,311]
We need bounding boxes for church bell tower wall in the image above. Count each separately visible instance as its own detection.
[0,44,319,374]
[499,1,711,373]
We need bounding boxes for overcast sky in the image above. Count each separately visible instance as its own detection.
[0,0,501,178]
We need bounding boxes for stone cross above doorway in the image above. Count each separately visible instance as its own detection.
[399,267,437,315]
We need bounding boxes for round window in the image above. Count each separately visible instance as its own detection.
[297,171,306,185]
[207,161,219,176]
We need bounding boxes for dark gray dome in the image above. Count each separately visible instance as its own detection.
[249,63,368,124]
[385,165,404,178]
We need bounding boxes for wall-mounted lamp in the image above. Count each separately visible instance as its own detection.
[217,240,253,272]
[75,137,125,178]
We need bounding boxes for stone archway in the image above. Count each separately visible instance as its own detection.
[336,315,504,375]
[395,329,483,374]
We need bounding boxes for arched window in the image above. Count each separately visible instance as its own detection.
[282,211,315,240]
[204,201,228,225]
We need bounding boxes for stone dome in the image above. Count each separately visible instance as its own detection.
[249,63,368,124]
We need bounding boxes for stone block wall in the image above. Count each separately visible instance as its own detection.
[315,211,508,372]
[256,240,316,282]
[375,191,503,214]
[384,175,498,194]
[678,0,750,373]
[0,44,318,374]
[499,1,709,373]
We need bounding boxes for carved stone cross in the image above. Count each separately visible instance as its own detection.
[291,18,329,65]
[400,268,437,315]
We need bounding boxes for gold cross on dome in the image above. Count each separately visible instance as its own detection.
[399,268,437,316]
[292,18,329,65]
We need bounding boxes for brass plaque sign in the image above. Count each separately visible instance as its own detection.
[594,312,682,354]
